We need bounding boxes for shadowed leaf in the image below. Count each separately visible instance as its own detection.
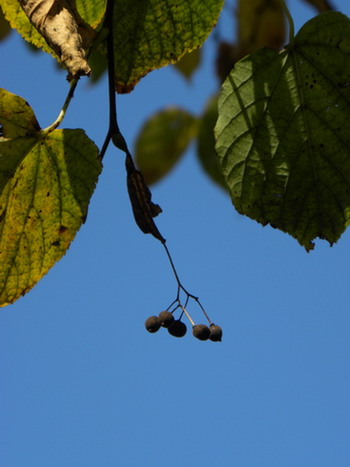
[215,12,350,251]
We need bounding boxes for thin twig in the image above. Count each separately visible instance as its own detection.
[163,242,212,324]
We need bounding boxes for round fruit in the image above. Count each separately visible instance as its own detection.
[192,324,210,341]
[168,320,187,338]
[209,324,223,342]
[145,315,161,333]
[158,310,174,328]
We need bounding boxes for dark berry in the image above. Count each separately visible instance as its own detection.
[192,324,210,341]
[145,316,161,333]
[158,310,174,328]
[209,324,223,342]
[168,320,187,338]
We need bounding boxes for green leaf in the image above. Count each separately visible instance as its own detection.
[197,96,227,190]
[1,0,106,60]
[135,107,197,185]
[173,48,202,81]
[0,89,101,306]
[113,0,224,93]
[215,12,350,251]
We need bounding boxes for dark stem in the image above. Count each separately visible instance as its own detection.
[163,243,184,292]
[105,0,117,134]
[101,0,212,327]
[163,242,212,325]
[166,298,178,313]
[100,0,130,161]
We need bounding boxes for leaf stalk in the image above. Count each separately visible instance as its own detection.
[42,78,78,134]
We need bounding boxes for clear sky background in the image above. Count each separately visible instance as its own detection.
[1,2,350,466]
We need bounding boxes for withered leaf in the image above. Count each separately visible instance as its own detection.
[126,156,165,244]
[18,0,92,78]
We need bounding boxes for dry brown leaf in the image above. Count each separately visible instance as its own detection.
[126,156,165,244]
[18,0,92,78]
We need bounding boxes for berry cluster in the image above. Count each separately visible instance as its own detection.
[145,309,222,342]
[143,242,222,342]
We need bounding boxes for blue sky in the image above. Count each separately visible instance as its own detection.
[1,2,350,466]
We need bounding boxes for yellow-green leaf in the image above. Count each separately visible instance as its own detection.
[135,107,197,185]
[0,89,101,306]
[113,0,224,93]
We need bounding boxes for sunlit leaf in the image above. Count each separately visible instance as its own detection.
[196,96,227,190]
[113,0,224,93]
[0,89,101,306]
[215,12,350,251]
[135,107,197,185]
